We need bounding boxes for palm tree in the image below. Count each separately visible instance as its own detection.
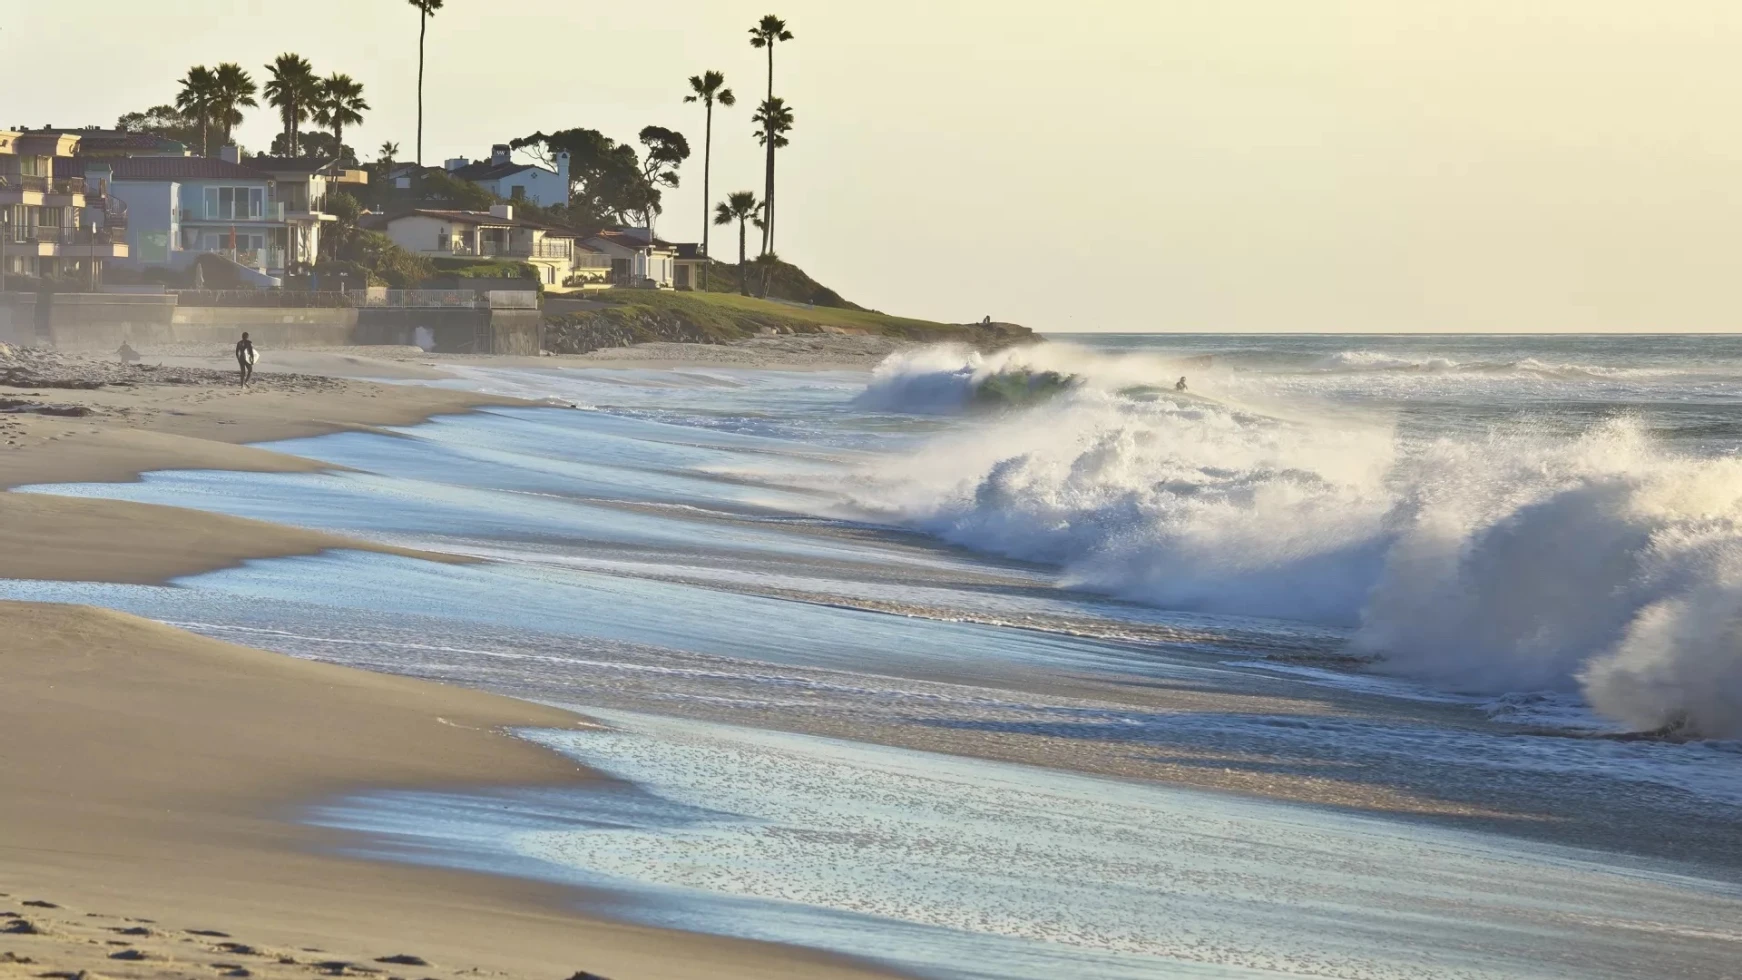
[752,98,794,253]
[263,53,319,156]
[748,15,793,253]
[750,251,782,299]
[175,66,220,156]
[684,71,735,291]
[378,141,400,169]
[408,0,445,165]
[314,73,370,158]
[212,63,258,151]
[713,191,764,296]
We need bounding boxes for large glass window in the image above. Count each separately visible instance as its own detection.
[201,186,268,219]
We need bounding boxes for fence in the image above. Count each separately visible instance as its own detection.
[164,287,539,309]
[172,289,357,308]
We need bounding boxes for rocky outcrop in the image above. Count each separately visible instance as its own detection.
[542,312,713,354]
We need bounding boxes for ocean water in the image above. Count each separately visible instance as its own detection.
[8,334,1742,978]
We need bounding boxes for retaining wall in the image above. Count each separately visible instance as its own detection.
[0,293,541,355]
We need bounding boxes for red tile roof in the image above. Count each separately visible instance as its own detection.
[105,157,267,181]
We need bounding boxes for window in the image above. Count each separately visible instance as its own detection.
[202,186,267,219]
[511,185,526,201]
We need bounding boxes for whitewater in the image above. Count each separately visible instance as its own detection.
[7,332,1742,978]
[853,335,1742,738]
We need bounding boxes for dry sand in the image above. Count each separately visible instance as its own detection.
[0,344,904,980]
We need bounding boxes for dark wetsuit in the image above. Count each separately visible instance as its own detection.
[235,338,255,384]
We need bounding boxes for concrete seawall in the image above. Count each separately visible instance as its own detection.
[0,293,541,355]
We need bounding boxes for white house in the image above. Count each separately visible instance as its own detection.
[92,153,340,281]
[586,228,677,289]
[444,145,569,208]
[377,204,609,287]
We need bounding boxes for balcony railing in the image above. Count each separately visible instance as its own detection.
[181,202,287,222]
[435,238,601,262]
[8,226,127,245]
[0,174,49,193]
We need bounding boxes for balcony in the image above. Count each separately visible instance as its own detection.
[4,225,129,258]
[0,174,49,193]
[181,202,287,223]
[10,226,127,245]
[434,238,595,261]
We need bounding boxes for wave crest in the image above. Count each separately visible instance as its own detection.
[852,345,1742,737]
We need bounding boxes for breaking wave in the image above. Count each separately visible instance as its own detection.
[850,344,1742,738]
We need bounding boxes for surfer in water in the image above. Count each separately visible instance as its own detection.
[235,332,256,385]
[1175,376,1188,392]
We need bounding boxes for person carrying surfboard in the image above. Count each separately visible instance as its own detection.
[235,332,257,386]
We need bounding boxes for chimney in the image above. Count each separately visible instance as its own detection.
[556,151,571,206]
[489,204,514,220]
[491,143,511,166]
[219,144,239,163]
[444,157,469,172]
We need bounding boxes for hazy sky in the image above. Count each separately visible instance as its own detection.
[7,2,1742,331]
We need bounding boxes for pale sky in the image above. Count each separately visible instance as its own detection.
[7,1,1742,331]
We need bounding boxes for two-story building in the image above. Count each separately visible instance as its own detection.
[0,130,129,285]
[92,151,347,281]
[377,205,608,288]
[443,145,570,208]
[586,227,678,289]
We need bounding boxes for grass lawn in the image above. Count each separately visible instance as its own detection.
[584,289,1024,344]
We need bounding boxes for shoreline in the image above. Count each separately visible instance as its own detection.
[0,343,910,980]
[0,602,902,980]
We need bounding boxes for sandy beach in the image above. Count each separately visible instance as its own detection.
[0,341,905,980]
[9,335,1742,980]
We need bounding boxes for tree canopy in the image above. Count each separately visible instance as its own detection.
[510,128,662,231]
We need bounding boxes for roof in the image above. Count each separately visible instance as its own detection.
[105,157,267,181]
[589,229,676,253]
[28,129,190,155]
[447,160,544,182]
[673,243,703,260]
[248,155,341,174]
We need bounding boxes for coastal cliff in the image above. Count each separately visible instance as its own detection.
[542,290,1033,355]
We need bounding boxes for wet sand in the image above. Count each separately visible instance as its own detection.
[0,602,901,980]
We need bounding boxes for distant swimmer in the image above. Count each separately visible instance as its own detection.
[1175,376,1188,391]
[235,332,256,385]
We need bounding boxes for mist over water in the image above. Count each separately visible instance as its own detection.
[847,337,1742,737]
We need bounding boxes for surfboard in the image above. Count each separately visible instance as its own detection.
[244,348,258,366]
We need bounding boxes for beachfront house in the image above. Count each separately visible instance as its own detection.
[0,130,130,286]
[92,150,346,282]
[377,205,609,288]
[672,243,706,291]
[443,145,570,208]
[586,228,677,289]
[25,126,191,159]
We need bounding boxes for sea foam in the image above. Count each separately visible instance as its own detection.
[849,343,1742,737]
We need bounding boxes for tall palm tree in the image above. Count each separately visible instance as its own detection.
[212,63,258,152]
[263,53,319,156]
[408,0,445,165]
[175,66,220,157]
[713,191,763,296]
[748,15,793,253]
[684,70,735,291]
[751,98,794,253]
[314,73,370,158]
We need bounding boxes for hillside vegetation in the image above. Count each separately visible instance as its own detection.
[544,289,1032,354]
